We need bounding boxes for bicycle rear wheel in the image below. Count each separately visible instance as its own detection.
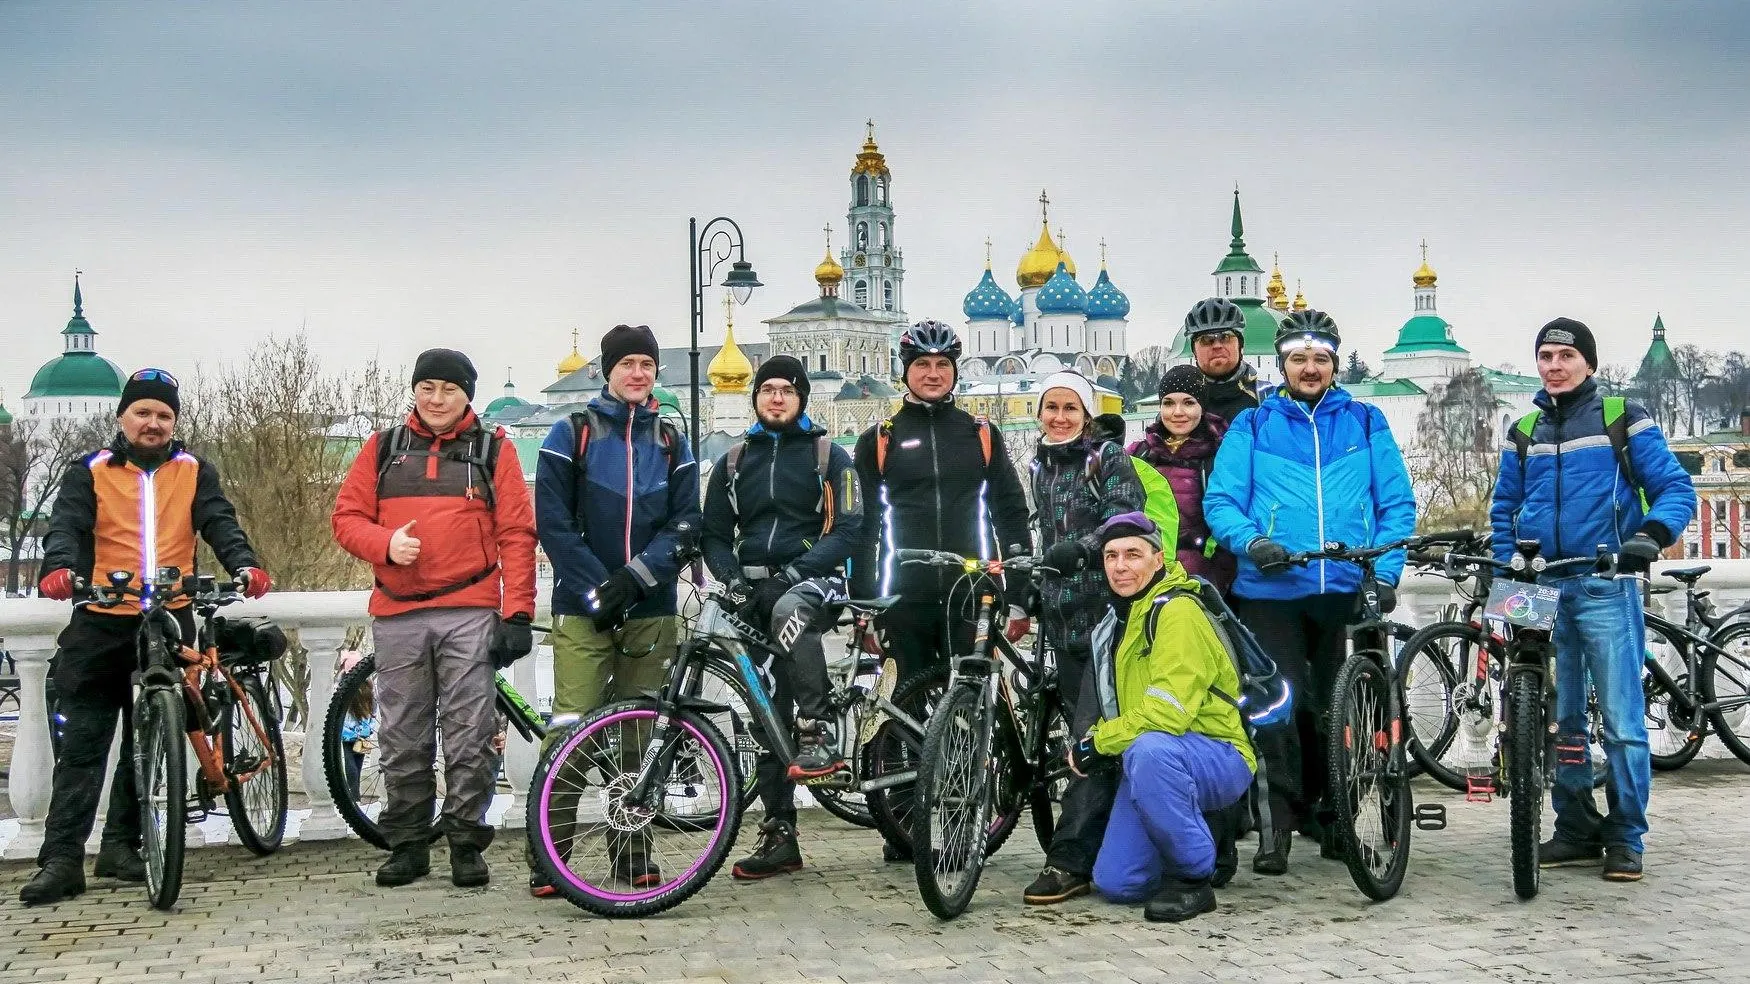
[1700,622,1750,767]
[866,665,950,852]
[526,700,740,918]
[1506,669,1544,901]
[323,655,447,848]
[1644,623,1703,770]
[1028,695,1071,853]
[1399,622,1495,792]
[913,684,994,920]
[134,687,186,911]
[1328,655,1411,901]
[223,673,288,854]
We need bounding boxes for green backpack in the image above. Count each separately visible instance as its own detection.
[1508,396,1646,509]
[1084,449,1181,553]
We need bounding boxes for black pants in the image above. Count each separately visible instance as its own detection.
[1043,647,1117,876]
[752,576,848,824]
[40,607,195,865]
[1231,594,1357,834]
[880,599,977,684]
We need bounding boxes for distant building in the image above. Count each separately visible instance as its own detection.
[1667,410,1750,560]
[24,274,124,422]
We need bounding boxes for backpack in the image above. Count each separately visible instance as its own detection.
[1142,580,1293,729]
[1084,449,1181,555]
[1508,396,1647,510]
[874,413,992,473]
[723,431,840,533]
[375,423,504,509]
[570,406,683,484]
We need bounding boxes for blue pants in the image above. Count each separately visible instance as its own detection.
[1551,576,1651,853]
[1093,731,1253,903]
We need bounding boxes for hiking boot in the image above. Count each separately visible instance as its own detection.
[18,857,85,906]
[1023,865,1090,905]
[528,869,558,898]
[449,845,489,888]
[375,844,431,887]
[1203,810,1238,888]
[1538,837,1603,868]
[93,842,146,883]
[786,719,847,782]
[882,839,912,864]
[1603,845,1643,882]
[1252,830,1292,876]
[1144,878,1217,923]
[731,819,803,880]
[614,853,662,888]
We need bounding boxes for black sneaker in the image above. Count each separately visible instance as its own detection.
[786,719,847,782]
[19,857,85,906]
[1023,865,1090,905]
[375,845,431,887]
[1538,837,1603,868]
[731,820,803,880]
[449,845,489,888]
[1144,878,1217,923]
[1603,845,1643,882]
[882,839,912,864]
[93,842,146,883]
[1252,830,1292,876]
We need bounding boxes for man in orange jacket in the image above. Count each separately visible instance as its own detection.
[331,349,537,890]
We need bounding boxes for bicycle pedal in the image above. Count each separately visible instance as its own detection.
[1414,803,1447,831]
[800,765,854,789]
[1465,776,1494,804]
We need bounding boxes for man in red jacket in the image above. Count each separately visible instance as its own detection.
[331,349,537,890]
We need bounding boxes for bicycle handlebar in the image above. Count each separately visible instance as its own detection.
[894,549,1040,576]
[73,571,244,610]
[1286,529,1479,567]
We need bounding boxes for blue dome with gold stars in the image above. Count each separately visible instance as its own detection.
[1085,267,1130,320]
[1034,262,1087,315]
[962,267,1017,321]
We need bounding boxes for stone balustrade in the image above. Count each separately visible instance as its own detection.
[4,561,1748,854]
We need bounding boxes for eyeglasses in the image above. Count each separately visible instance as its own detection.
[757,384,799,399]
[1192,332,1238,346]
[130,368,179,386]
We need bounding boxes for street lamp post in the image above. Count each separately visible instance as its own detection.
[688,216,762,458]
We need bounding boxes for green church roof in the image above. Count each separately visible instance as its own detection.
[1343,378,1427,398]
[1637,314,1677,379]
[1384,314,1468,355]
[1210,188,1264,276]
[484,394,531,414]
[27,352,127,398]
[0,401,13,426]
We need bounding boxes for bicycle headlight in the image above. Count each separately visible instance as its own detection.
[1509,554,1526,572]
[1530,556,1547,573]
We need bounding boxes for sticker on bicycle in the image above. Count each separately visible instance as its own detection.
[1482,580,1560,631]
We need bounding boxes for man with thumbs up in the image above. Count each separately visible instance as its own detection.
[332,348,537,890]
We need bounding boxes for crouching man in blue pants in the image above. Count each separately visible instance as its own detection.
[1072,512,1256,923]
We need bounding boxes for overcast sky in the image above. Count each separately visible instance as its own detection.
[4,0,1748,408]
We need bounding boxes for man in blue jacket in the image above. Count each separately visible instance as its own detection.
[532,323,701,895]
[700,355,863,880]
[1490,318,1695,883]
[1204,310,1417,876]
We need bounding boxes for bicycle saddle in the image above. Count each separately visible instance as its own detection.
[840,595,901,615]
[1661,566,1711,585]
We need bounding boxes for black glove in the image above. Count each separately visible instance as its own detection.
[587,568,645,632]
[1043,540,1089,574]
[741,575,792,632]
[1247,537,1291,574]
[489,613,534,669]
[1619,531,1663,573]
[1021,582,1044,620]
[1367,579,1397,615]
[724,578,754,610]
[1069,733,1114,776]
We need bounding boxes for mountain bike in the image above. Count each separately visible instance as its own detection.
[1287,532,1468,902]
[899,550,1072,921]
[1641,566,1750,769]
[78,568,289,910]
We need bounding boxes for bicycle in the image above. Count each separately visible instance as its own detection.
[899,549,1073,921]
[1640,565,1750,769]
[1287,533,1467,902]
[78,568,289,910]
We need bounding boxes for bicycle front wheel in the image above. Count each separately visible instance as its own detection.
[526,700,741,918]
[913,684,995,920]
[223,673,288,854]
[1399,621,1493,793]
[1328,655,1411,902]
[1700,621,1750,767]
[134,687,187,911]
[1506,669,1545,901]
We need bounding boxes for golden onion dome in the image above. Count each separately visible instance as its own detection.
[1413,239,1437,288]
[814,247,844,286]
[1291,279,1308,312]
[556,328,586,377]
[707,323,753,393]
[852,120,890,177]
[1017,224,1075,289]
[1266,252,1288,310]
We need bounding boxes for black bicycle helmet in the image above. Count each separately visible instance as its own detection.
[1182,298,1247,339]
[1274,309,1341,353]
[899,320,963,366]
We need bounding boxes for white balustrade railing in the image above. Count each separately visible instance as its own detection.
[5,560,1748,854]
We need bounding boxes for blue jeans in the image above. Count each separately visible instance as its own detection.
[1550,576,1651,853]
[1092,731,1253,902]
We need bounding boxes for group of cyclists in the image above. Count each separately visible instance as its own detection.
[17,298,1696,923]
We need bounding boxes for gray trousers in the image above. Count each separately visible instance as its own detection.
[371,607,500,850]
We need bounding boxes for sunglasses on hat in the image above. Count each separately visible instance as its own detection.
[130,368,179,387]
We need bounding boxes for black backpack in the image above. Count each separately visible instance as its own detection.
[374,423,504,508]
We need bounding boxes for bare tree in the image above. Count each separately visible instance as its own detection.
[0,414,113,595]
[1119,344,1174,408]
[1670,344,1719,438]
[1596,363,1634,396]
[1410,368,1501,532]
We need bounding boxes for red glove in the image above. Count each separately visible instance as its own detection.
[238,567,272,600]
[39,568,75,601]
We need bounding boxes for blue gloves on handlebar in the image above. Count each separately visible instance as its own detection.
[1247,537,1291,574]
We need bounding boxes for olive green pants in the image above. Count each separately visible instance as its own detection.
[547,614,676,743]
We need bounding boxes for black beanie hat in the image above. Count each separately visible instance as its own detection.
[117,368,180,418]
[1535,317,1597,370]
[1157,364,1209,404]
[752,355,811,412]
[600,324,661,378]
[412,348,478,400]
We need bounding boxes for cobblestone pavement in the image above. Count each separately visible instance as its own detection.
[2,763,1747,984]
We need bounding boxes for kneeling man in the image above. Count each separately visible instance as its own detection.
[1074,512,1256,923]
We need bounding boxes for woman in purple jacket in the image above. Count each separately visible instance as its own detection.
[1129,365,1237,595]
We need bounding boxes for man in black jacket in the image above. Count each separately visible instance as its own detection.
[702,355,864,880]
[1182,298,1260,427]
[21,369,269,906]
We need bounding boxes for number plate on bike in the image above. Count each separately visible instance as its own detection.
[1482,580,1560,631]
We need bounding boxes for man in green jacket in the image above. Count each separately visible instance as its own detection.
[1073,512,1256,923]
